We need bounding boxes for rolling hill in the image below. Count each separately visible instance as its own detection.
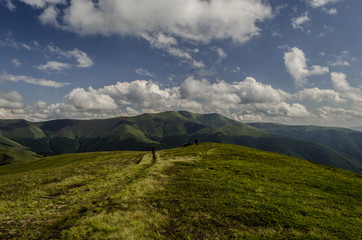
[0,131,38,165]
[0,143,360,239]
[1,111,362,174]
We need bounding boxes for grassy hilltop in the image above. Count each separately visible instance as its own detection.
[0,143,361,239]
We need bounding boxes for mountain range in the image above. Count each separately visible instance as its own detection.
[1,111,362,174]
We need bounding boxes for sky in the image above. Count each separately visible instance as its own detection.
[0,0,362,127]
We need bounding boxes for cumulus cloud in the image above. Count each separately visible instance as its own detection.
[318,106,362,124]
[18,0,273,67]
[309,65,330,75]
[284,47,329,86]
[180,76,290,106]
[97,80,188,112]
[36,61,71,71]
[294,87,345,104]
[329,72,362,105]
[330,72,354,92]
[66,87,118,112]
[275,102,310,118]
[0,72,70,87]
[39,4,60,25]
[0,91,24,109]
[0,108,16,119]
[15,76,312,123]
[291,12,310,30]
[6,74,361,126]
[20,0,273,44]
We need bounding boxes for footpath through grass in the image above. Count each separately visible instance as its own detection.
[0,143,361,239]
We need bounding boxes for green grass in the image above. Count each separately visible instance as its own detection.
[0,135,39,164]
[0,143,361,239]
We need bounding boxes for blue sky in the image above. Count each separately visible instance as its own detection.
[0,0,362,127]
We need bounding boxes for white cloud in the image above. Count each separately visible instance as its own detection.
[330,72,353,92]
[0,38,36,50]
[46,45,94,68]
[291,12,310,30]
[306,0,340,8]
[6,75,362,126]
[330,72,362,104]
[98,80,185,112]
[0,91,24,109]
[322,8,337,15]
[179,76,293,116]
[215,48,227,60]
[0,72,70,88]
[19,0,66,8]
[295,87,345,104]
[66,87,118,112]
[2,0,16,11]
[0,108,16,119]
[284,47,329,87]
[68,49,94,68]
[17,76,310,123]
[329,60,350,67]
[328,51,356,67]
[1,38,92,73]
[284,47,309,86]
[276,102,310,118]
[141,32,205,68]
[231,66,241,73]
[309,65,330,75]
[11,59,21,67]
[318,106,362,124]
[18,0,273,68]
[39,5,59,25]
[22,0,273,44]
[36,61,71,71]
[135,68,155,78]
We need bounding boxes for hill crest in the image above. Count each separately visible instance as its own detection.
[0,143,361,239]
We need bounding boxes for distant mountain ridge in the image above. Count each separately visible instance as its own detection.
[0,111,362,174]
[249,122,362,173]
[350,126,362,132]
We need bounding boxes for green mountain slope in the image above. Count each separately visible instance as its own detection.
[0,132,38,165]
[0,143,360,239]
[249,123,362,166]
[0,111,270,155]
[1,111,362,174]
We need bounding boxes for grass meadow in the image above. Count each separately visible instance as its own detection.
[0,143,361,239]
